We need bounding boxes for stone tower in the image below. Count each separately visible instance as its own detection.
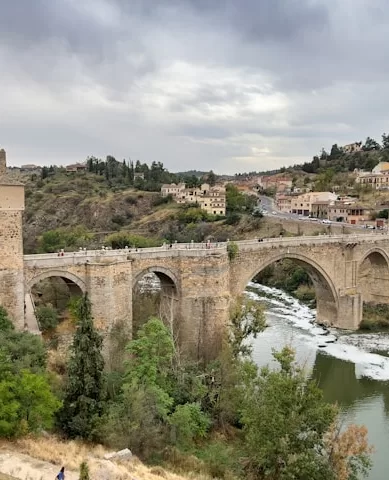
[0,148,25,328]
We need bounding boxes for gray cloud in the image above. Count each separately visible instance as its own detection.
[1,0,389,173]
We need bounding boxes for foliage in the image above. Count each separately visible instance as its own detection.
[229,296,266,358]
[125,317,175,417]
[227,241,238,260]
[0,307,60,438]
[153,194,173,206]
[97,318,176,454]
[225,212,242,225]
[169,403,211,448]
[105,232,162,249]
[377,209,389,219]
[85,156,179,191]
[325,423,373,480]
[0,330,47,374]
[0,363,61,437]
[79,461,90,480]
[59,294,105,440]
[0,306,14,332]
[241,346,338,479]
[226,184,257,214]
[37,226,93,253]
[35,305,59,331]
[254,260,313,298]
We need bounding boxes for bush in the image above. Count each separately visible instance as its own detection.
[36,305,59,331]
[224,213,241,225]
[169,403,211,448]
[153,194,173,206]
[227,241,238,260]
[124,195,138,205]
[111,215,126,226]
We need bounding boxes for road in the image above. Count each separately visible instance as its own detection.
[258,195,385,232]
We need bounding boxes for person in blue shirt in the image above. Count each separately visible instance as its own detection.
[57,467,65,480]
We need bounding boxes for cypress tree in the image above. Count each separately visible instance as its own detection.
[59,294,105,439]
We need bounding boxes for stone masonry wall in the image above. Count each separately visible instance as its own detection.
[0,210,24,328]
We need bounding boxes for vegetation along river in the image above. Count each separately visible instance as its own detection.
[247,282,389,480]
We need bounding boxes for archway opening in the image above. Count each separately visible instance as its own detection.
[359,251,389,329]
[29,276,83,335]
[249,257,338,327]
[132,270,179,338]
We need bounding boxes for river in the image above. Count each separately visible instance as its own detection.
[247,282,389,480]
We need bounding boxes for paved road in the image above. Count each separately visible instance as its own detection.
[258,195,385,232]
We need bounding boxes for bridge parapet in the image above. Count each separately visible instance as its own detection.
[236,233,388,251]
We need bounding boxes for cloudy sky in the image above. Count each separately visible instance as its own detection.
[1,0,389,173]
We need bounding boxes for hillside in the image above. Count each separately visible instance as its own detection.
[22,168,262,253]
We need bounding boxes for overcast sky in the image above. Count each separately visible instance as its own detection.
[1,0,389,174]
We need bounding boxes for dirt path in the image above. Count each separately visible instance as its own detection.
[0,451,79,480]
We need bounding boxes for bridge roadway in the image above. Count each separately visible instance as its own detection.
[22,232,389,361]
[23,232,386,267]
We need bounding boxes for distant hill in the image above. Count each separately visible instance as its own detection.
[174,170,208,177]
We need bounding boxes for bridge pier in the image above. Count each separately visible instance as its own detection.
[85,262,133,342]
[336,291,362,330]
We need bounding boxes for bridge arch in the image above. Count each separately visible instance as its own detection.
[132,266,179,291]
[132,266,180,336]
[27,270,86,292]
[236,251,339,326]
[358,248,389,305]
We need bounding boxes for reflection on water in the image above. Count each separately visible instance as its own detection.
[249,283,389,480]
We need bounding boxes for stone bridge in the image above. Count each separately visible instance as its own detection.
[21,233,389,360]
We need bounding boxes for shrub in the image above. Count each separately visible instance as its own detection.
[125,195,138,205]
[36,305,59,331]
[227,241,238,260]
[111,215,126,226]
[153,194,173,206]
[224,212,241,225]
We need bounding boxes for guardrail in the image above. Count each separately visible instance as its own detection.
[23,232,389,264]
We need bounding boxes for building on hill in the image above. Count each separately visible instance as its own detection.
[343,142,362,154]
[134,172,145,180]
[276,194,293,213]
[355,171,389,190]
[327,202,371,225]
[161,182,186,197]
[372,162,389,174]
[258,175,292,193]
[161,182,226,215]
[66,163,87,173]
[291,192,337,216]
[20,164,42,173]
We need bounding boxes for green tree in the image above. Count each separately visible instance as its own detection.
[0,306,14,332]
[0,353,60,437]
[363,137,381,151]
[207,170,217,186]
[377,209,389,219]
[169,402,211,448]
[240,347,371,480]
[59,294,105,439]
[382,132,389,150]
[229,296,266,358]
[330,144,343,159]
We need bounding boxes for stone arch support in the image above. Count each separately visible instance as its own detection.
[132,266,179,291]
[358,248,389,305]
[232,251,341,328]
[26,269,87,292]
[236,252,339,305]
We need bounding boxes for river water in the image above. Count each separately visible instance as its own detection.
[247,282,389,480]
